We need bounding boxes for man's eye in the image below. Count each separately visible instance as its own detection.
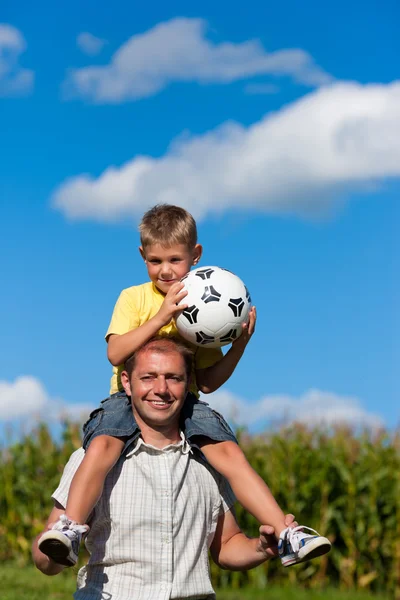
[141,376,154,381]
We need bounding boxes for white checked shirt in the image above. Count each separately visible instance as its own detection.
[52,434,235,600]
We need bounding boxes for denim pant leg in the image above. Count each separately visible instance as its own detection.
[82,392,141,453]
[180,393,237,444]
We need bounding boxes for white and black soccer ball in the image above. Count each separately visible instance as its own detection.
[175,266,252,348]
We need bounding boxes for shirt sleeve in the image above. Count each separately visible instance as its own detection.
[194,346,223,371]
[105,289,140,341]
[218,475,236,515]
[52,448,85,508]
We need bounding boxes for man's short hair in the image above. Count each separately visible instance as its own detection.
[124,335,194,382]
[139,204,197,249]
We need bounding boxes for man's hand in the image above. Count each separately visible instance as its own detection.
[232,306,256,352]
[32,504,67,576]
[157,282,188,326]
[256,514,297,559]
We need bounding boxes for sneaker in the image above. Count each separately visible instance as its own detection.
[38,514,89,567]
[278,525,331,567]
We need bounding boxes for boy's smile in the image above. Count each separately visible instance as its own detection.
[140,243,202,295]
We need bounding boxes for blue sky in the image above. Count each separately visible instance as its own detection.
[1,0,399,433]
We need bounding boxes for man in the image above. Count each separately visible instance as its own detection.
[32,336,294,599]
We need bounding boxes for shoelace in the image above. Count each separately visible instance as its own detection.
[285,525,319,553]
[55,514,89,535]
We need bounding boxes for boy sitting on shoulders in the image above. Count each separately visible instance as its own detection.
[39,204,331,569]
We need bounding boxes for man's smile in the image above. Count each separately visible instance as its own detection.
[146,398,173,409]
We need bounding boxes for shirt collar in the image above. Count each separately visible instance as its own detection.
[151,282,165,297]
[126,430,192,458]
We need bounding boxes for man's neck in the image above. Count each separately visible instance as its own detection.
[136,421,182,449]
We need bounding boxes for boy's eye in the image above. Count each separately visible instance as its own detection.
[171,258,182,263]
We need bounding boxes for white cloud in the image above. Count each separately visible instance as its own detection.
[63,17,331,103]
[0,376,94,422]
[77,32,107,56]
[0,376,47,419]
[208,388,384,430]
[0,23,34,97]
[244,82,280,95]
[53,81,400,223]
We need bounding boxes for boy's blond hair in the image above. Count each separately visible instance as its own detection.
[139,204,197,249]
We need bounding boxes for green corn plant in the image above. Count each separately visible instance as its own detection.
[1,422,398,596]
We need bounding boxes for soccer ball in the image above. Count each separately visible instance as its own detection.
[175,266,252,348]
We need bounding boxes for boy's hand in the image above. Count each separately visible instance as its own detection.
[157,282,188,326]
[232,306,256,352]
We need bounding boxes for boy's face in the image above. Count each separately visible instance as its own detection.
[140,243,202,294]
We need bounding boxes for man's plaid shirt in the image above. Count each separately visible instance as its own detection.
[53,433,235,600]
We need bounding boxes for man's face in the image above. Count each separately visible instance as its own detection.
[122,349,189,430]
[139,243,201,295]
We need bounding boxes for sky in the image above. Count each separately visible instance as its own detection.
[1,0,399,438]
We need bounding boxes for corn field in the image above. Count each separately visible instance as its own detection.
[1,423,399,597]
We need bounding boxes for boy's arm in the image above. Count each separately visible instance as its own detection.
[32,502,67,576]
[108,316,167,366]
[107,282,188,366]
[196,307,256,394]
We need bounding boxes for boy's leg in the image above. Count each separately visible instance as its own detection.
[65,434,125,524]
[181,392,331,567]
[38,435,125,567]
[199,438,331,566]
[74,390,138,523]
[38,391,140,567]
[199,438,287,534]
[182,397,286,530]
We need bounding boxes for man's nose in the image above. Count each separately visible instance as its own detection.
[153,376,168,394]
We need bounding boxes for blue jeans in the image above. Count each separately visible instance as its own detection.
[83,391,237,454]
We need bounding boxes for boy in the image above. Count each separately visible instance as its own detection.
[38,204,331,568]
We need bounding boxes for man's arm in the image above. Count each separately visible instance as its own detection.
[196,307,256,394]
[32,502,66,576]
[210,507,294,571]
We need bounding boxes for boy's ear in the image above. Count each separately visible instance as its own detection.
[139,246,146,261]
[192,244,202,266]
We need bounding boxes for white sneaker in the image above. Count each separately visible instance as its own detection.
[278,525,331,567]
[38,514,89,567]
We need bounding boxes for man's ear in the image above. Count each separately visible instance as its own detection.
[192,244,202,266]
[139,246,146,262]
[120,371,132,397]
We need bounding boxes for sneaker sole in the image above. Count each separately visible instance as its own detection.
[38,531,76,567]
[282,537,331,567]
[298,537,331,562]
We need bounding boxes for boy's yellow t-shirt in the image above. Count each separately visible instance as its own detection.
[106,282,223,397]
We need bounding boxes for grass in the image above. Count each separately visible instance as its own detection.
[216,590,391,600]
[1,563,76,600]
[0,563,391,600]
